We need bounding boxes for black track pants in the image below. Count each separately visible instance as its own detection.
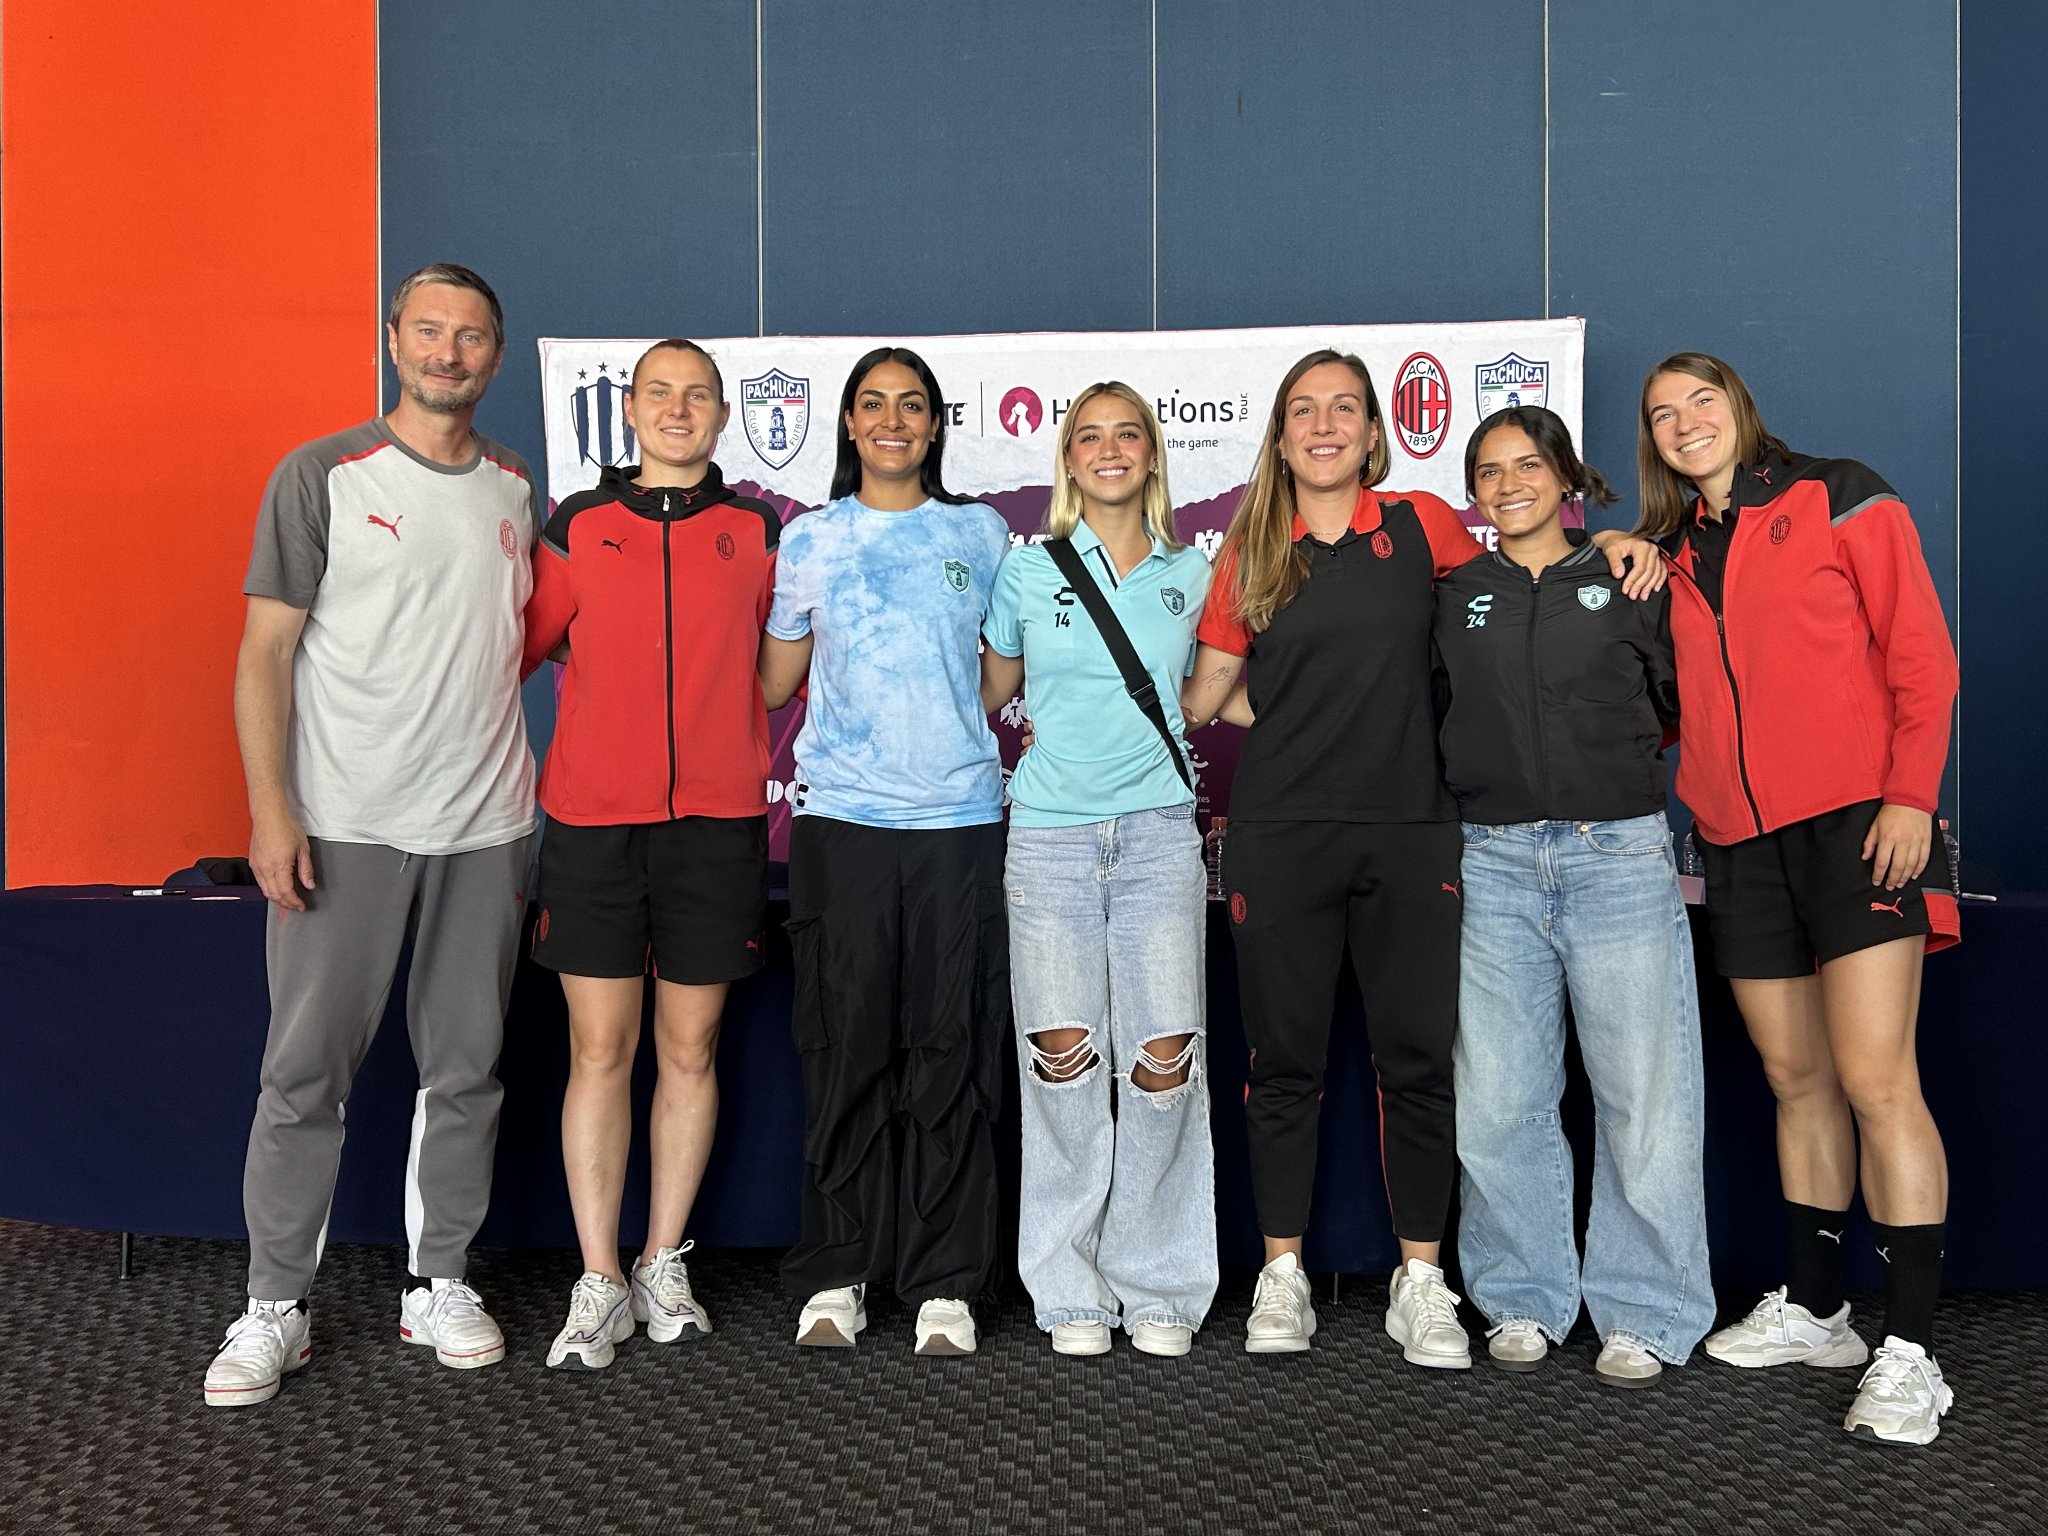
[1224,819,1462,1243]
[779,816,1010,1304]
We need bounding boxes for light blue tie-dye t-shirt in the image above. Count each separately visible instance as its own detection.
[766,494,1009,829]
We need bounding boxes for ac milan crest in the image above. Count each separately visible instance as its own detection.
[1392,352,1452,459]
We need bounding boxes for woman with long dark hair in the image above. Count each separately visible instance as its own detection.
[1639,352,1960,1445]
[980,382,1216,1358]
[758,347,1011,1357]
[1436,406,1711,1386]
[1183,350,1664,1362]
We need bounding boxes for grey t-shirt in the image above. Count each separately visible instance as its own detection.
[244,418,538,854]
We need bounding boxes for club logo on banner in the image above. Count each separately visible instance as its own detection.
[570,366,636,468]
[741,369,810,471]
[1392,352,1452,459]
[1475,352,1549,417]
[999,386,1044,436]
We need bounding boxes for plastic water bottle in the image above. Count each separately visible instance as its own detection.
[1205,816,1229,901]
[1679,831,1703,878]
[1939,819,1961,898]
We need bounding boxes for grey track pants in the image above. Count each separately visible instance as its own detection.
[242,833,534,1300]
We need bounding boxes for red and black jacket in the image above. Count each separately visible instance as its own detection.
[1663,451,1957,847]
[522,463,779,825]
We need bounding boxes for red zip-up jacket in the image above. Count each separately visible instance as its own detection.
[1665,452,1956,847]
[522,463,779,825]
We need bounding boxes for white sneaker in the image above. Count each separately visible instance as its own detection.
[1245,1253,1316,1354]
[1704,1286,1868,1368]
[631,1243,712,1343]
[1385,1260,1472,1369]
[1130,1320,1194,1358]
[795,1284,867,1348]
[546,1272,634,1370]
[1486,1318,1549,1372]
[203,1299,311,1408]
[1050,1320,1112,1356]
[1844,1336,1955,1446]
[914,1297,977,1356]
[1595,1336,1664,1389]
[398,1279,505,1369]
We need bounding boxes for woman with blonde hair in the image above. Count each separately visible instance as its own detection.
[980,381,1216,1357]
[1183,349,1662,1361]
[1639,351,1960,1445]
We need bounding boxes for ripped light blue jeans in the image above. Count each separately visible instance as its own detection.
[1454,813,1714,1364]
[1005,805,1217,1333]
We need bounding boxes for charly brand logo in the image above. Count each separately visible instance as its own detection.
[999,386,1044,437]
[944,559,970,592]
[1578,585,1610,612]
[1392,352,1452,459]
[740,369,810,471]
[1475,352,1549,416]
[499,519,518,559]
[1770,514,1792,545]
[1466,593,1494,628]
[1161,586,1186,616]
[569,363,637,468]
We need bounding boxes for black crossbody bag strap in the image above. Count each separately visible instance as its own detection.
[1043,537,1193,791]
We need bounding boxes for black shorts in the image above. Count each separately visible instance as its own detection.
[532,814,768,984]
[1699,799,1960,979]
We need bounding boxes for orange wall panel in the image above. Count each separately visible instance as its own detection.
[3,2,377,885]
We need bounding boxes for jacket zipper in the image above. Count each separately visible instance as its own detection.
[1705,475,1765,836]
[661,495,679,819]
[1524,566,1549,809]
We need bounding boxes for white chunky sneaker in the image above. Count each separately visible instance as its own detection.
[631,1243,712,1344]
[1843,1336,1954,1447]
[794,1284,866,1348]
[204,1299,311,1408]
[1385,1260,1472,1369]
[1595,1336,1664,1389]
[1704,1286,1868,1369]
[1245,1252,1316,1354]
[1050,1320,1112,1356]
[1486,1318,1549,1373]
[546,1272,634,1370]
[398,1279,505,1369]
[1130,1320,1194,1358]
[914,1298,977,1356]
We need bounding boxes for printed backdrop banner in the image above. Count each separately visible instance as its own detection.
[539,320,1586,854]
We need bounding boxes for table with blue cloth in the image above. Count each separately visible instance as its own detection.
[1,885,2038,1290]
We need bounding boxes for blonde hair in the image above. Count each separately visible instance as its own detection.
[1635,351,1788,539]
[1043,381,1181,549]
[1221,349,1390,633]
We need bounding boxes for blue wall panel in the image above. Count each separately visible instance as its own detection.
[1157,1,1545,329]
[759,1,1152,336]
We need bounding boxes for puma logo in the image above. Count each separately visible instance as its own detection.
[1870,897,1906,916]
[601,537,627,553]
[1817,1229,1844,1245]
[367,514,404,540]
[744,939,760,952]
[1441,880,1461,898]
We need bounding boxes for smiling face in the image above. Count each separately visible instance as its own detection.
[627,346,728,477]
[1644,370,1741,496]
[386,281,501,415]
[1471,424,1568,543]
[1279,360,1378,494]
[843,360,935,490]
[1064,390,1154,512]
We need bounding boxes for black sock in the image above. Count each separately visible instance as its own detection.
[1783,1201,1850,1317]
[406,1273,433,1294]
[1872,1221,1945,1352]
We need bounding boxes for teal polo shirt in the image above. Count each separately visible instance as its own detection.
[983,523,1210,828]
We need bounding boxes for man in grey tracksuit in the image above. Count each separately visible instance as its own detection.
[205,263,540,1408]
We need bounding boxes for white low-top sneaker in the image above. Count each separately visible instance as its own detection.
[1704,1286,1869,1369]
[547,1272,634,1370]
[1385,1260,1472,1369]
[632,1243,712,1344]
[398,1279,505,1369]
[1486,1318,1549,1372]
[1130,1320,1194,1358]
[204,1299,311,1408]
[1050,1320,1112,1356]
[795,1284,867,1348]
[1245,1252,1316,1354]
[1844,1336,1955,1446]
[914,1297,977,1356]
[1595,1336,1665,1389]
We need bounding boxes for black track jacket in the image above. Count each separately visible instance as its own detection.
[1432,535,1678,826]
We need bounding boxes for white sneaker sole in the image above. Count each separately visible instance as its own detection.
[1245,1319,1316,1354]
[400,1325,506,1369]
[915,1331,976,1357]
[1386,1313,1472,1370]
[1050,1330,1112,1357]
[634,1301,712,1345]
[1488,1346,1547,1374]
[203,1341,312,1408]
[547,1315,634,1371]
[1845,1415,1946,1448]
[1705,1331,1869,1369]
[1130,1331,1192,1359]
[795,1310,866,1347]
